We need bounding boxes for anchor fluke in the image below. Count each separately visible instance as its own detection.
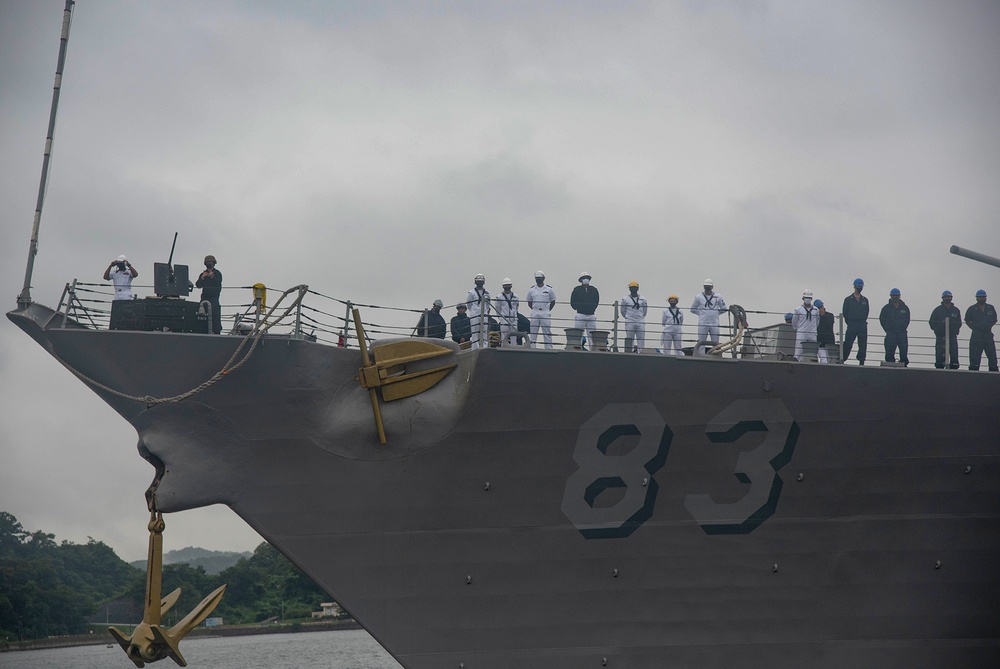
[160,588,182,617]
[109,512,226,667]
[155,584,228,665]
[133,584,227,666]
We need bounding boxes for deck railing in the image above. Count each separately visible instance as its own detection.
[52,279,974,370]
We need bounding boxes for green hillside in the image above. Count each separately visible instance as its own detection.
[128,546,252,574]
[0,512,336,642]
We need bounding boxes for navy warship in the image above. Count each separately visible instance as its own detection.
[9,280,1000,667]
[9,3,1000,667]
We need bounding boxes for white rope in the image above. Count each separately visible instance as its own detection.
[706,322,746,355]
[59,286,308,407]
[707,305,748,355]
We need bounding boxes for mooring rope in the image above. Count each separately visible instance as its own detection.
[58,285,308,407]
[706,305,748,355]
[706,322,747,355]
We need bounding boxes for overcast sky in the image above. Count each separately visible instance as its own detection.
[2,0,998,562]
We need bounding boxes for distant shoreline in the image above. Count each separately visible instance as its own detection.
[0,619,362,653]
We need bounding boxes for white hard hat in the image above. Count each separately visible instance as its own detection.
[502,277,512,285]
[474,273,485,281]
[433,299,443,308]
[579,271,591,281]
[534,270,545,278]
[117,255,128,262]
[802,289,813,299]
[703,279,714,287]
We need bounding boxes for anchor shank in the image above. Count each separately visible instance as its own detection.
[353,308,387,444]
[145,513,165,626]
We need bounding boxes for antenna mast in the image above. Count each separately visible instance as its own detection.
[17,0,76,309]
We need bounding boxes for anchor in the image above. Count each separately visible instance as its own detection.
[353,307,457,444]
[109,509,227,667]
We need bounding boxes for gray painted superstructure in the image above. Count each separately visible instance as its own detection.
[8,302,1000,667]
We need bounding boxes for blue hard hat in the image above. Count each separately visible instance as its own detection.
[814,299,824,308]
[784,312,793,320]
[853,278,864,286]
[941,290,952,298]
[889,288,901,296]
[976,289,987,298]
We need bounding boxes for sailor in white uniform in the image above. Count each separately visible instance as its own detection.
[104,255,138,301]
[619,281,648,352]
[690,279,727,344]
[494,278,520,346]
[791,289,819,361]
[526,271,556,349]
[465,273,491,349]
[660,294,684,356]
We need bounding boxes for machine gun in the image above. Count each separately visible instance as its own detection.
[153,232,191,297]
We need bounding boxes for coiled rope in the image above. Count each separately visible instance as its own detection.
[707,305,748,355]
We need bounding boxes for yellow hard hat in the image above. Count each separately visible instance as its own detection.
[668,294,679,300]
[628,280,639,288]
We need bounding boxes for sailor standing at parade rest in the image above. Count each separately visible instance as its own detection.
[526,271,556,349]
[841,278,869,365]
[619,281,648,352]
[879,288,910,366]
[465,273,491,349]
[450,304,472,345]
[570,271,600,350]
[965,289,998,371]
[791,290,819,361]
[104,254,138,301]
[494,279,520,346]
[928,290,961,369]
[660,294,684,356]
[690,279,727,344]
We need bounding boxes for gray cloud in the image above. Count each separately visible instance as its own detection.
[2,0,998,561]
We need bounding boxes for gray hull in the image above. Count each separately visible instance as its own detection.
[9,303,1000,668]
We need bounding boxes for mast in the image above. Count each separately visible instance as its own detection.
[17,0,76,309]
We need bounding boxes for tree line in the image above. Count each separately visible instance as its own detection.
[0,512,334,642]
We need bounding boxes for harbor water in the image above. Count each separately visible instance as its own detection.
[0,629,403,668]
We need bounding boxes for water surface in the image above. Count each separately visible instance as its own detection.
[1,629,404,668]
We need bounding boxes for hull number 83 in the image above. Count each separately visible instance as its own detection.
[560,399,799,538]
